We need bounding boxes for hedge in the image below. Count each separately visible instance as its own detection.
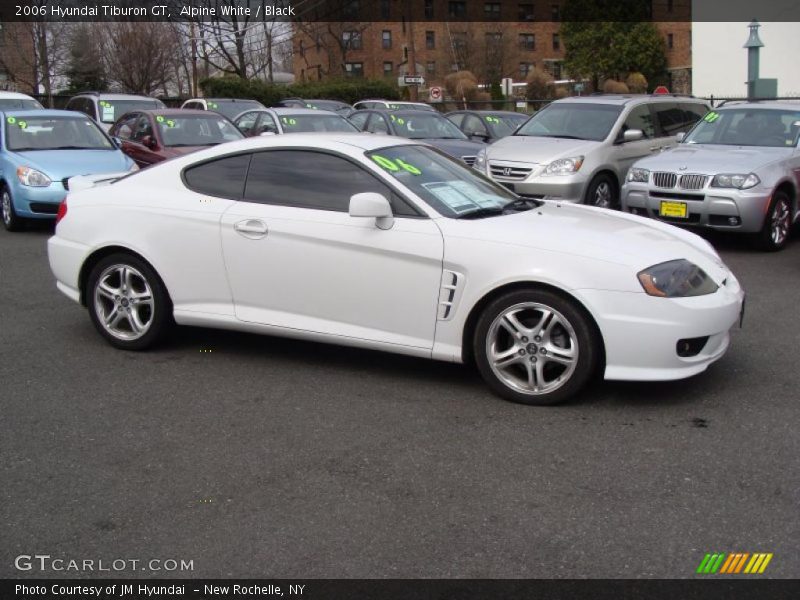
[199,76,401,106]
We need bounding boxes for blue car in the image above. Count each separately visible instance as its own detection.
[1,110,136,231]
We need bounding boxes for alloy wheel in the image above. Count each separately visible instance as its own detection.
[93,264,155,341]
[593,182,612,208]
[1,190,11,227]
[771,199,791,246]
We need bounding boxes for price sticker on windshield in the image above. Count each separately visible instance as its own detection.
[370,154,421,175]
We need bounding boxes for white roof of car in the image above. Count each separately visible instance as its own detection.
[0,91,38,99]
[718,100,800,110]
[76,93,159,101]
[269,107,339,115]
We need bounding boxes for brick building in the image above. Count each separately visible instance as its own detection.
[292,0,693,94]
[0,22,37,93]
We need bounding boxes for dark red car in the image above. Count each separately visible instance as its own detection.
[108,109,244,167]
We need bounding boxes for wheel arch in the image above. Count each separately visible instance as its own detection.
[773,178,797,213]
[584,168,621,203]
[78,245,172,307]
[461,280,606,375]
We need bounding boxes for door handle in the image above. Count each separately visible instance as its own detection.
[233,219,268,238]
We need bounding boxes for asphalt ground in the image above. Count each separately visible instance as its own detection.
[1,221,798,579]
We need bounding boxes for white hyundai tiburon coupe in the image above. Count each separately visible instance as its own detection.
[48,134,745,405]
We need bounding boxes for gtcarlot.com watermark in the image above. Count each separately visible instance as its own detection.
[14,554,194,573]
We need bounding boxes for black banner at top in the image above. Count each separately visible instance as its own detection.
[1,0,800,23]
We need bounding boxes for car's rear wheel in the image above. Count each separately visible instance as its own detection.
[585,174,618,210]
[757,191,792,251]
[86,253,171,350]
[1,185,25,232]
[474,289,599,405]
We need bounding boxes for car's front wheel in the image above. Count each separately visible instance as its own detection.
[474,289,599,405]
[584,174,618,210]
[86,253,172,350]
[757,191,792,251]
[1,185,25,232]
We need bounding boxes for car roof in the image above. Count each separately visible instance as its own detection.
[204,132,419,154]
[138,108,212,116]
[554,94,706,106]
[365,109,443,118]
[269,107,339,115]
[1,109,90,118]
[0,91,38,99]
[717,101,800,110]
[200,98,264,103]
[75,93,160,101]
[448,110,526,117]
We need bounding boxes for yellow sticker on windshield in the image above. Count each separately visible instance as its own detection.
[6,116,16,124]
[18,121,27,129]
[156,115,165,122]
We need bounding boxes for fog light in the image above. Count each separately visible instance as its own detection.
[728,217,740,226]
[677,336,710,357]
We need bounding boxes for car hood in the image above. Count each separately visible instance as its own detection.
[423,138,486,159]
[634,143,792,173]
[438,201,726,277]
[486,136,600,164]
[12,149,132,180]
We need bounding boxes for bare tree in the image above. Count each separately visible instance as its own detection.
[0,19,69,104]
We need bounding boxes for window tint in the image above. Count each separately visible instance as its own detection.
[366,113,390,134]
[348,112,369,130]
[620,104,655,139]
[446,113,465,128]
[462,114,488,136]
[243,150,418,216]
[653,102,708,136]
[184,154,251,199]
[84,99,98,120]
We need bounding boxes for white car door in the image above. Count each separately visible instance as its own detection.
[219,149,444,352]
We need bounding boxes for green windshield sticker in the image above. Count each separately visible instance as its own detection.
[166,120,175,127]
[485,116,499,123]
[6,116,16,124]
[704,112,720,123]
[18,121,27,129]
[370,155,421,175]
[281,117,297,125]
[208,102,218,109]
[396,117,405,125]
[156,115,165,122]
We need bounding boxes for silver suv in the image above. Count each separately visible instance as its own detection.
[622,101,800,251]
[66,92,165,132]
[474,95,710,208]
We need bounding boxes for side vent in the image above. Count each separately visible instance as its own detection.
[438,270,463,321]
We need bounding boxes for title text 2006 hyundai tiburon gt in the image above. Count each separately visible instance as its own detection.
[48,134,745,404]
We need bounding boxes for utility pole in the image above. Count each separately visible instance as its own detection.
[190,20,199,97]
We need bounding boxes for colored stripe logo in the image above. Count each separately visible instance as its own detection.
[696,552,773,574]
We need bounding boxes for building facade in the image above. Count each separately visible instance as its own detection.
[292,1,692,94]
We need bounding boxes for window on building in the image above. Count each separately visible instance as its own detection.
[342,31,362,50]
[552,33,560,51]
[426,30,435,49]
[667,33,674,50]
[452,32,467,52]
[383,61,393,76]
[518,3,534,21]
[484,2,501,18]
[543,59,563,79]
[424,0,434,19]
[519,33,535,50]
[382,30,392,49]
[448,1,467,18]
[426,60,436,74]
[551,3,560,21]
[345,62,364,78]
[380,0,391,18]
[519,62,533,77]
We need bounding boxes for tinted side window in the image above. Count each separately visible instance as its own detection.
[462,114,488,136]
[235,111,259,134]
[256,113,278,134]
[244,150,418,216]
[184,154,251,199]
[620,105,655,139]
[115,113,139,139]
[447,113,465,128]
[132,115,153,143]
[85,99,97,120]
[348,112,369,130]
[366,113,390,134]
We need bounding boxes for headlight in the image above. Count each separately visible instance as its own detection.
[710,173,760,189]
[474,148,487,171]
[627,167,650,183]
[17,166,52,187]
[637,259,718,297]
[542,156,583,176]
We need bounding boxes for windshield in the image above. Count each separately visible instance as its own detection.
[155,114,244,147]
[207,100,263,119]
[488,114,528,137]
[5,115,113,151]
[390,113,467,140]
[515,103,623,141]
[278,114,359,133]
[684,108,800,147]
[99,99,164,123]
[367,145,519,218]
[0,98,43,110]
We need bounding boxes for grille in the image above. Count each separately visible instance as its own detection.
[652,172,678,188]
[650,191,705,201]
[461,156,476,166]
[489,162,533,180]
[437,271,463,321]
[679,174,708,190]
[29,203,60,214]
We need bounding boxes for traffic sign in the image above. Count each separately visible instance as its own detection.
[653,85,670,94]
[403,75,424,86]
[429,86,443,102]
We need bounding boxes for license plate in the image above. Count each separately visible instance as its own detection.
[659,200,688,218]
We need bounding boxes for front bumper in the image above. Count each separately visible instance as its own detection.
[11,183,67,219]
[576,274,744,381]
[622,182,771,233]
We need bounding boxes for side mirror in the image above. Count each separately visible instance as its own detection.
[623,129,644,143]
[675,132,686,142]
[349,192,394,230]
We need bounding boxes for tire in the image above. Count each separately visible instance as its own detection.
[1,185,25,232]
[584,174,619,210]
[86,253,172,350]
[757,191,792,252]
[473,288,599,405]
